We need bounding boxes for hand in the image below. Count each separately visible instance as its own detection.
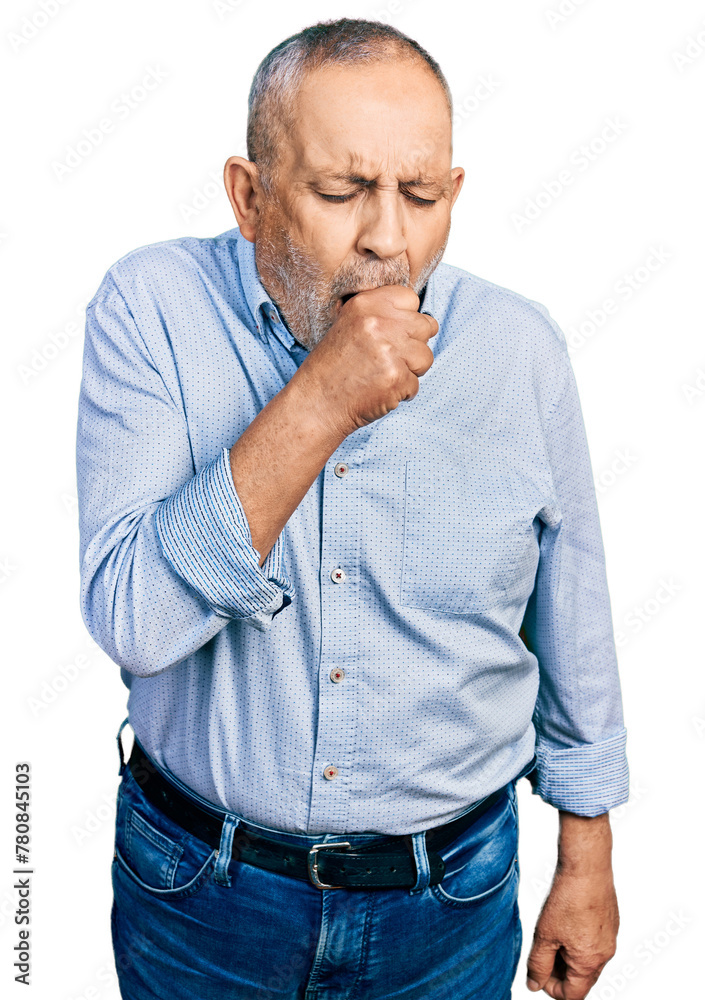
[526,866,619,999]
[295,285,438,438]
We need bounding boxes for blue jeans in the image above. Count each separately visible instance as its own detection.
[110,744,527,999]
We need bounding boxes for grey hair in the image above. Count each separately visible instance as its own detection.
[246,18,453,193]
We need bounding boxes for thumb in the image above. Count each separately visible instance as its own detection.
[527,938,558,992]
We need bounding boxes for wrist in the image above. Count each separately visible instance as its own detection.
[288,362,354,445]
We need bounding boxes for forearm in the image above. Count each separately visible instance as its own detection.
[556,810,613,875]
[229,366,347,566]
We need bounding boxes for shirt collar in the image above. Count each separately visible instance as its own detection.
[235,229,295,347]
[236,226,438,349]
[418,275,435,319]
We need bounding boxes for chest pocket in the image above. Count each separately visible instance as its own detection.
[400,450,542,615]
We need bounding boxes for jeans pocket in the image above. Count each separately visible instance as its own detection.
[113,769,217,900]
[430,791,519,909]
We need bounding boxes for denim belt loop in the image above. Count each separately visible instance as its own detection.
[116,717,130,776]
[213,815,240,887]
[409,831,432,895]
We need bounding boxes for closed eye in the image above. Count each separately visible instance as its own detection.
[404,193,437,206]
[317,192,357,203]
[316,191,437,206]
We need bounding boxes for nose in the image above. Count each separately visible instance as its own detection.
[355,188,408,260]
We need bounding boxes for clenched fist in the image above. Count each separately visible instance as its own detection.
[296,285,438,438]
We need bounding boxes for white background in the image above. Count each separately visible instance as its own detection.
[2,0,704,997]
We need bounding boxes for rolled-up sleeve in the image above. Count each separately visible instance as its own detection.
[155,445,293,628]
[522,341,629,816]
[76,272,294,678]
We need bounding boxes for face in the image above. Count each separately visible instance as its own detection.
[237,57,464,349]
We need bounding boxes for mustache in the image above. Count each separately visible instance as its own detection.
[329,259,411,300]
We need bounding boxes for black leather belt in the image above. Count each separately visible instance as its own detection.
[126,737,514,891]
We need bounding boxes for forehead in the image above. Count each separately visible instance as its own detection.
[285,58,452,176]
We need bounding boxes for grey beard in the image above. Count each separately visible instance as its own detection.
[256,228,448,350]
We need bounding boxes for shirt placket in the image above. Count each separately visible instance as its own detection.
[307,429,372,833]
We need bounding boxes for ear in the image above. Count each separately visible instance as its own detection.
[449,166,465,209]
[223,156,262,243]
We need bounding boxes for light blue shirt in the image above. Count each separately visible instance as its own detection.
[76,227,629,835]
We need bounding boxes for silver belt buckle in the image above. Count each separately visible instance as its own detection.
[307,841,351,889]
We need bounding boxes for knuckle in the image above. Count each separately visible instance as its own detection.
[383,359,403,389]
[361,314,381,337]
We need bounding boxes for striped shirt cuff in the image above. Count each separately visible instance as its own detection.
[155,446,295,628]
[530,727,629,816]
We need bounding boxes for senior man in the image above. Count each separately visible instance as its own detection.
[77,18,629,1000]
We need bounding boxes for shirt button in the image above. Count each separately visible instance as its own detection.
[323,765,339,780]
[330,667,345,683]
[334,462,349,478]
[330,568,346,584]
[268,309,279,323]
